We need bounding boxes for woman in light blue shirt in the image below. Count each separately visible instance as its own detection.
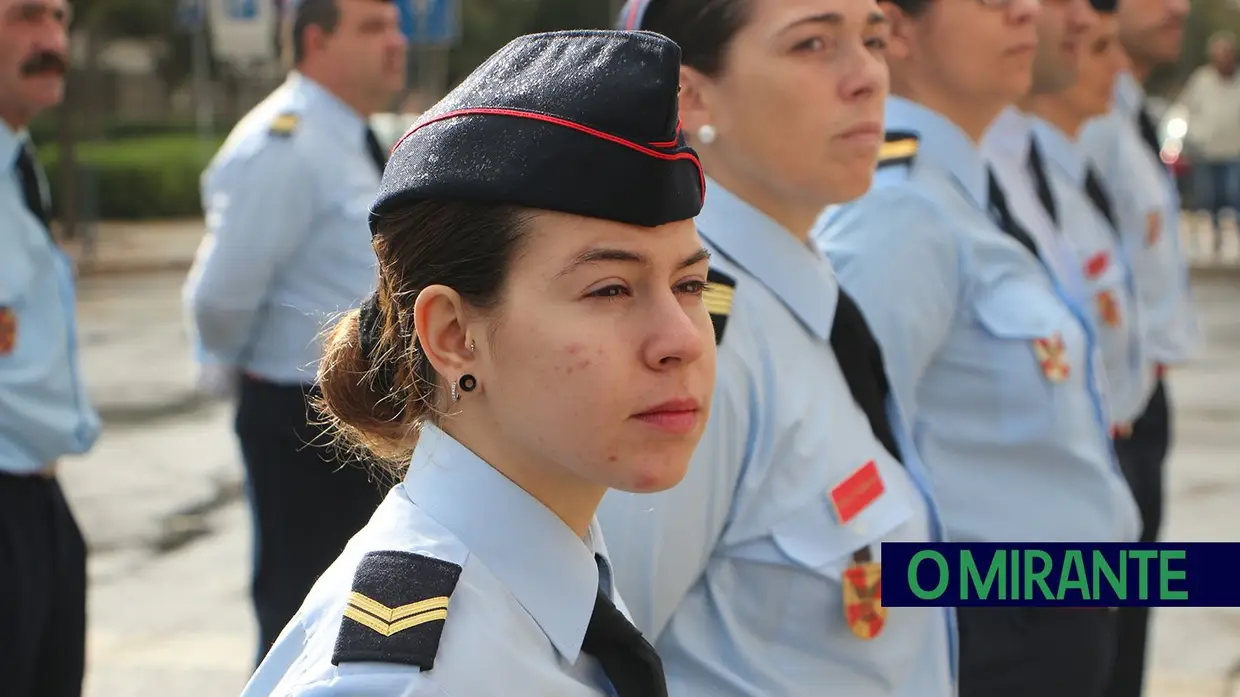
[239,30,716,697]
[817,0,1139,695]
[598,2,955,696]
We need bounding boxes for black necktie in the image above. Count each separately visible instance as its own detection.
[581,588,668,697]
[1136,105,1162,159]
[1026,139,1059,226]
[1085,165,1119,233]
[829,290,901,463]
[987,167,1041,259]
[364,126,387,176]
[15,141,49,229]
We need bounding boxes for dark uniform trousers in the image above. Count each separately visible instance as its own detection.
[0,472,88,697]
[959,606,1116,697]
[1106,378,1171,697]
[235,375,387,664]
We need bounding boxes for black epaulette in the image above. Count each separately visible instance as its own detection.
[877,131,918,169]
[268,112,300,138]
[331,551,463,670]
[704,268,737,346]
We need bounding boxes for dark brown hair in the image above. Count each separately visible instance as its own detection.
[317,200,529,468]
[640,0,753,76]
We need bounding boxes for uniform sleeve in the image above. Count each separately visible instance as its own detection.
[818,190,964,421]
[598,337,760,639]
[183,141,317,365]
[289,669,448,697]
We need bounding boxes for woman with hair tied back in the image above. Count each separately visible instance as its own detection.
[598,1,954,696]
[237,29,716,697]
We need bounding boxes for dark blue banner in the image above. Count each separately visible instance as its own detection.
[881,543,1240,607]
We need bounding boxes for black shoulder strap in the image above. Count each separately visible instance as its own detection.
[829,290,901,463]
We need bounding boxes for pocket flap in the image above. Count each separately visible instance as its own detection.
[771,488,914,578]
[972,281,1059,339]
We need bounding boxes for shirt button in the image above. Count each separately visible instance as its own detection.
[853,523,869,537]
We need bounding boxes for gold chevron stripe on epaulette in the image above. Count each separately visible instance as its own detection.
[703,282,736,316]
[344,592,450,637]
[878,138,918,163]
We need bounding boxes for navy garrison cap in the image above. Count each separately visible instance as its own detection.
[372,30,705,231]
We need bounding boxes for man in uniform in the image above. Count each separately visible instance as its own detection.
[1080,0,1197,694]
[0,1,101,696]
[183,0,406,662]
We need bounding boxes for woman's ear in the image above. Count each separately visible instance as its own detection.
[412,285,475,386]
[677,65,715,139]
[882,3,917,63]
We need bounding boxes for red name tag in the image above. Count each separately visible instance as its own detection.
[1084,251,1109,279]
[830,460,885,524]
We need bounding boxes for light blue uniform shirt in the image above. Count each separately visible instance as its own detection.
[240,424,626,696]
[184,72,380,385]
[1080,72,1201,366]
[1032,118,1155,426]
[817,97,1139,545]
[0,123,100,473]
[597,181,955,697]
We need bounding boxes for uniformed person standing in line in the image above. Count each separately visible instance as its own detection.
[1023,0,1158,497]
[1079,0,1197,694]
[183,0,407,662]
[815,0,1140,692]
[240,30,714,697]
[0,1,100,696]
[981,0,1098,312]
[598,2,955,695]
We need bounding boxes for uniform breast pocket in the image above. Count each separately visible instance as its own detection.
[763,485,914,642]
[971,281,1070,439]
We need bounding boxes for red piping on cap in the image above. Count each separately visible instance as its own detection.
[648,119,682,148]
[393,106,706,205]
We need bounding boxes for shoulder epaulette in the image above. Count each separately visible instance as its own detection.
[877,131,918,169]
[704,268,737,346]
[332,550,463,670]
[268,112,300,137]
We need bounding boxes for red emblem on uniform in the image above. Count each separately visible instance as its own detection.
[843,555,886,640]
[1032,333,1070,383]
[1096,291,1121,328]
[0,307,15,356]
[830,460,884,524]
[1145,211,1162,247]
[1084,251,1110,279]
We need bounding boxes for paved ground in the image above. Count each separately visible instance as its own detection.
[53,220,1240,697]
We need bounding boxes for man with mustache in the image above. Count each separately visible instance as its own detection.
[183,0,407,665]
[1080,0,1197,694]
[0,2,101,697]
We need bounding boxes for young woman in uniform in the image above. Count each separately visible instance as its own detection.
[237,29,715,697]
[816,0,1140,693]
[597,2,955,695]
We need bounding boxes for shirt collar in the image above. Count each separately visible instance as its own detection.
[982,106,1033,159]
[1030,118,1086,186]
[695,178,838,340]
[886,96,989,209]
[286,71,369,140]
[401,424,607,663]
[0,120,26,170]
[1113,72,1144,117]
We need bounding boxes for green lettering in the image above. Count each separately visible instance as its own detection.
[1009,547,1019,600]
[1130,550,1158,600]
[1093,550,1126,600]
[1159,550,1188,601]
[1057,550,1091,601]
[1024,550,1054,600]
[962,550,1004,600]
[909,550,949,599]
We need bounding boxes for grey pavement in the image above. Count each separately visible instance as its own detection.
[57,249,1240,697]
